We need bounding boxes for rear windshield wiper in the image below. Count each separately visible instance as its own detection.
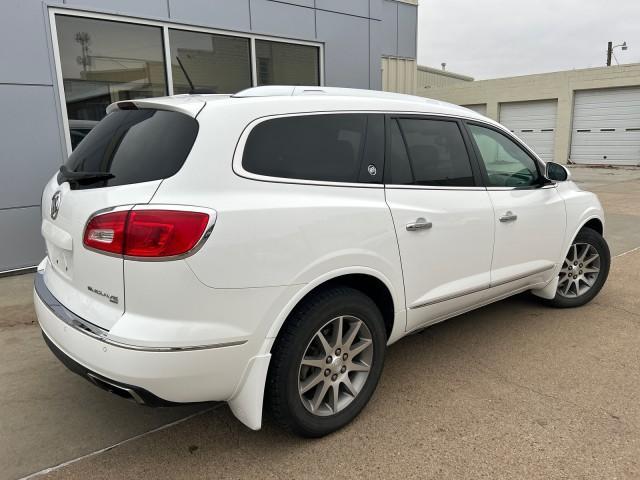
[59,165,115,183]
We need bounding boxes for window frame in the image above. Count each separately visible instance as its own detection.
[234,112,386,189]
[463,120,550,190]
[48,6,324,156]
[383,114,486,190]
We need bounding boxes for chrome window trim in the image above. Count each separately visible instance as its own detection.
[233,110,386,189]
[385,185,487,191]
[35,270,247,351]
[48,6,325,157]
[233,110,488,189]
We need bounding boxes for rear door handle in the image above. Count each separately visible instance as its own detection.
[406,218,433,231]
[499,211,518,223]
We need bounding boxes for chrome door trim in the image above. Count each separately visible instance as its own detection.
[408,264,555,310]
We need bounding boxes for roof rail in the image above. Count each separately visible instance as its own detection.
[232,85,433,102]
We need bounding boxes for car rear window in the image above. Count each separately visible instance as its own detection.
[60,109,199,189]
[242,114,380,184]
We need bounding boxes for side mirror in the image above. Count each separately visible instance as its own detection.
[545,161,570,182]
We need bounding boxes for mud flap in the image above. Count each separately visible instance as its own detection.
[228,354,271,430]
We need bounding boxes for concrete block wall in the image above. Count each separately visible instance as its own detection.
[416,63,640,165]
[0,0,417,272]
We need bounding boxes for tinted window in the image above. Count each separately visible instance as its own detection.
[386,119,413,185]
[468,124,540,187]
[61,109,198,189]
[387,118,475,187]
[243,114,373,183]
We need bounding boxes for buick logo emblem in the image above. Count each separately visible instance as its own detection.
[51,191,61,220]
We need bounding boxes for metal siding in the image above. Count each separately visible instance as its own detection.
[381,56,415,94]
[369,0,383,20]
[316,0,369,17]
[64,0,169,18]
[369,19,383,90]
[0,84,64,209]
[380,0,398,56]
[168,0,250,30]
[500,100,558,162]
[571,88,640,166]
[0,0,53,84]
[396,2,416,59]
[276,0,315,7]
[0,207,45,272]
[250,0,315,39]
[316,11,370,88]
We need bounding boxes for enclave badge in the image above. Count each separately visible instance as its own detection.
[50,191,61,220]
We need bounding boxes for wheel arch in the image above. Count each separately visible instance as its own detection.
[265,268,401,349]
[227,268,402,431]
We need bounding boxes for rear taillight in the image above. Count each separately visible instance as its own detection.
[83,209,210,258]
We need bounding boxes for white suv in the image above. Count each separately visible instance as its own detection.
[35,86,610,437]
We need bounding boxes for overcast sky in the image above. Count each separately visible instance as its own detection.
[417,0,640,80]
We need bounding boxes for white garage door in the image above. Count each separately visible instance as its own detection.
[500,100,557,162]
[462,104,487,116]
[571,88,640,166]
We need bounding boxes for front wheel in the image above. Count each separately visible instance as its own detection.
[545,227,611,308]
[266,286,386,437]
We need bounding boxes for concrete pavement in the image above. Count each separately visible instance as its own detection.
[2,167,639,479]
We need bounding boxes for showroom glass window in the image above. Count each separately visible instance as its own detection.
[169,29,252,94]
[55,15,167,149]
[256,40,319,86]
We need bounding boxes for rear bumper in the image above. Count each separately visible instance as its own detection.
[34,271,255,403]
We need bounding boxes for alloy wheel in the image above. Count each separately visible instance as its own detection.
[298,315,374,416]
[557,242,601,298]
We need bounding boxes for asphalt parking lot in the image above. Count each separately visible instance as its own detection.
[2,167,640,480]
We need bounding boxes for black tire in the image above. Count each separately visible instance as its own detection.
[545,227,610,308]
[266,286,386,437]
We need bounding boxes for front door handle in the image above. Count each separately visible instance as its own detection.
[406,218,433,231]
[499,211,518,223]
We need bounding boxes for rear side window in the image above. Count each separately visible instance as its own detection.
[386,118,475,187]
[242,114,380,183]
[60,109,199,190]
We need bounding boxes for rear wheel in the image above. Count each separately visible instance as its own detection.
[545,227,610,308]
[266,286,386,437]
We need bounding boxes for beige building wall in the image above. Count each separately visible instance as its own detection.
[382,56,417,95]
[416,63,640,164]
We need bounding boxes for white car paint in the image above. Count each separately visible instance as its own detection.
[34,86,605,430]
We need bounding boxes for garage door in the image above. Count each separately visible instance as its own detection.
[500,100,557,162]
[462,104,487,116]
[570,88,640,166]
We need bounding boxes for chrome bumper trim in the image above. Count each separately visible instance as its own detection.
[34,271,247,352]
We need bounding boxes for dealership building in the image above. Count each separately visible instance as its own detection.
[0,0,418,273]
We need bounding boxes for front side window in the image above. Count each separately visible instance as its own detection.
[468,124,540,187]
[55,15,167,147]
[242,114,373,183]
[386,118,475,187]
[255,40,320,86]
[169,29,252,94]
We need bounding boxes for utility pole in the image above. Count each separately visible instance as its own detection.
[606,41,613,67]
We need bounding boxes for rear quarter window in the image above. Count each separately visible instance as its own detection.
[242,114,381,184]
[61,109,199,189]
